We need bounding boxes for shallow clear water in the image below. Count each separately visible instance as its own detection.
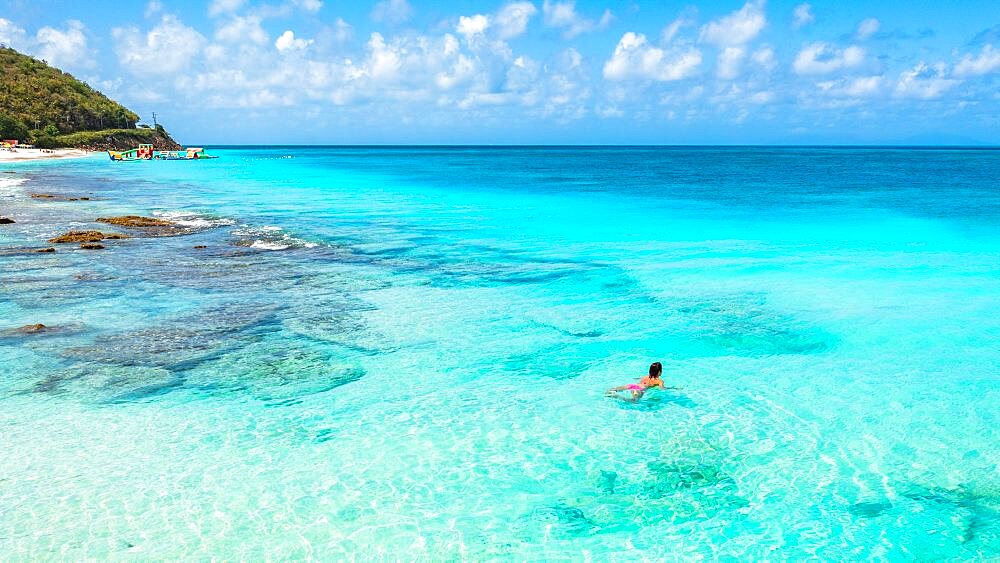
[1,147,998,559]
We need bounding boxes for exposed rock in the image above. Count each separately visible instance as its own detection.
[193,245,207,249]
[48,230,128,243]
[0,217,14,224]
[96,215,174,228]
[14,323,46,333]
[80,242,105,250]
[35,247,56,253]
[30,193,57,199]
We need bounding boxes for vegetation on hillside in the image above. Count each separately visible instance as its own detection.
[0,46,180,149]
[33,127,180,151]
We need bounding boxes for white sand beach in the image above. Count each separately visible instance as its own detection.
[0,148,91,162]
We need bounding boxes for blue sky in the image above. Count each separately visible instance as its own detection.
[1,0,998,144]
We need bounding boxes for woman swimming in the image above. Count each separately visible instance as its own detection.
[605,362,676,402]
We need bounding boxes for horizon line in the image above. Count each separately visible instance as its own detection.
[192,144,1000,149]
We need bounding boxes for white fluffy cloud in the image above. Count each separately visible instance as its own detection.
[331,18,353,43]
[293,0,322,13]
[894,63,958,99]
[603,32,702,81]
[35,20,92,69]
[792,3,814,28]
[0,17,27,48]
[371,0,413,25]
[275,30,312,52]
[717,47,745,79]
[0,18,94,70]
[700,0,766,47]
[856,18,880,40]
[456,14,491,39]
[816,75,882,97]
[542,0,613,39]
[793,42,864,75]
[661,10,695,43]
[953,44,1000,77]
[145,0,164,18]
[208,0,245,17]
[215,15,268,45]
[495,2,537,39]
[113,15,206,75]
[752,46,776,71]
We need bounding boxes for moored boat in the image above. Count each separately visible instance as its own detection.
[108,144,218,162]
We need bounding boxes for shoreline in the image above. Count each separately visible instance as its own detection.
[0,148,93,162]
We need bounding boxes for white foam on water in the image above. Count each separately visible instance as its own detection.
[151,210,235,229]
[0,177,27,197]
[249,240,292,251]
[233,225,317,251]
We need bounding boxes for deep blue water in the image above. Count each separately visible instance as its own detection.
[1,147,998,559]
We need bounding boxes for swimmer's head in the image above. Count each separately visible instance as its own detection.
[649,362,662,378]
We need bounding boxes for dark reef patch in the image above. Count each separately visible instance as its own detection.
[187,337,365,404]
[669,294,836,356]
[61,302,281,370]
[903,484,1000,546]
[28,363,178,401]
[0,246,57,256]
[849,501,893,518]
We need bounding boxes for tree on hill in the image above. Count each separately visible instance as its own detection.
[0,46,139,136]
[0,113,29,141]
[0,46,180,149]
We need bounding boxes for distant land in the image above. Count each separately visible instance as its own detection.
[0,47,180,151]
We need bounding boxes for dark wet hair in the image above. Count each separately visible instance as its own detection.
[649,362,662,378]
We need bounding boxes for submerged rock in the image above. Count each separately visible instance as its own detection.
[80,242,105,250]
[96,215,174,228]
[29,363,178,401]
[849,501,893,518]
[599,470,618,493]
[9,323,46,334]
[0,246,57,256]
[61,302,281,370]
[188,338,365,403]
[0,323,84,339]
[48,230,128,243]
[0,217,14,224]
[29,193,89,201]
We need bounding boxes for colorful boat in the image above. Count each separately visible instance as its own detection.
[108,144,218,162]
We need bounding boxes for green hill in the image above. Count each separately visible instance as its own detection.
[0,47,180,149]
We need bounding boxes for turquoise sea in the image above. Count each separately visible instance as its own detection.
[1,147,998,559]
